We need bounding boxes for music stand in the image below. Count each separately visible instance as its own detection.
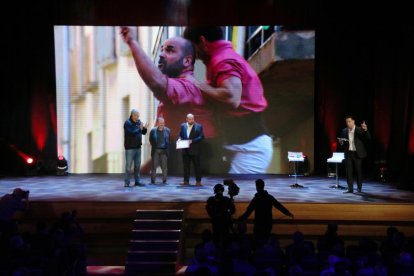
[327,152,345,189]
[288,151,305,188]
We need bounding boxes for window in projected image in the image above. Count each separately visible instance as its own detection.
[54,26,315,174]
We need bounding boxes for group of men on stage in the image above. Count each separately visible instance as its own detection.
[123,111,203,187]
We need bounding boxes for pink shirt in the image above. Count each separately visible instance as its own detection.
[155,71,216,138]
[206,40,268,117]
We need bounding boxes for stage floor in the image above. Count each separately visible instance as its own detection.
[1,174,413,204]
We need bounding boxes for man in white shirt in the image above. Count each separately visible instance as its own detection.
[338,116,371,193]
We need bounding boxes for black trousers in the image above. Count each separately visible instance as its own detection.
[182,153,201,182]
[345,151,362,191]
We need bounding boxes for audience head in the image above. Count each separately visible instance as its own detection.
[12,188,29,200]
[213,183,224,195]
[386,226,398,238]
[255,179,265,192]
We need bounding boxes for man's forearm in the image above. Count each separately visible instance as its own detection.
[196,77,242,109]
[198,82,238,108]
[127,40,167,96]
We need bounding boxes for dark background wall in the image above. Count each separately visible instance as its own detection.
[1,0,413,188]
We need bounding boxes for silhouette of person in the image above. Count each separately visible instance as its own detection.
[206,184,235,247]
[239,179,293,240]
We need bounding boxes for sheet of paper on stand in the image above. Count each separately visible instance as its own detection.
[327,152,345,163]
[288,151,304,162]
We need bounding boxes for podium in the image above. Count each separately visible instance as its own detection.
[327,152,345,189]
[288,151,305,188]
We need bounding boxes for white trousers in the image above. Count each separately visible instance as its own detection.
[224,134,273,174]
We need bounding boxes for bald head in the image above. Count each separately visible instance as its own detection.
[186,113,195,125]
[158,37,196,77]
[168,37,195,65]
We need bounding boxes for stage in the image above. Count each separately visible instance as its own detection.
[2,173,414,270]
[0,173,414,204]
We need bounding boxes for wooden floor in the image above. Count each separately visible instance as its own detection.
[16,201,414,266]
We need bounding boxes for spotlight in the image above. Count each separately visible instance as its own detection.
[24,156,38,176]
[56,155,68,176]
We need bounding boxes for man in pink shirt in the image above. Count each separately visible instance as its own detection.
[183,27,273,174]
[120,27,216,176]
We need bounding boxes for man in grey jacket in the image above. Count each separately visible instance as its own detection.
[149,117,170,184]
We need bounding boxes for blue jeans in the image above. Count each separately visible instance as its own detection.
[125,148,141,184]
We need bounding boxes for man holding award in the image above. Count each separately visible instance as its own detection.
[177,114,204,186]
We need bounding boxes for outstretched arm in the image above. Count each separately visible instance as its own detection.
[272,197,294,218]
[239,198,256,221]
[120,26,167,98]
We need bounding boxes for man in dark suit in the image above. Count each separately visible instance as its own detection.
[178,114,204,186]
[338,115,371,193]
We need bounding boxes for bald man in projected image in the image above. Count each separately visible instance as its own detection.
[120,27,215,138]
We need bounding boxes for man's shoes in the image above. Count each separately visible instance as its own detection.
[357,188,362,193]
[343,190,353,194]
[134,182,145,187]
[162,180,167,184]
[124,183,130,187]
[180,181,189,186]
[150,180,155,184]
[195,181,202,186]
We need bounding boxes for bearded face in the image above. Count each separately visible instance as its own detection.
[158,56,185,78]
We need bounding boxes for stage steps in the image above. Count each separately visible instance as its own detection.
[125,209,184,275]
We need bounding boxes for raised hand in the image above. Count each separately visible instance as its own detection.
[361,120,368,131]
[120,26,136,45]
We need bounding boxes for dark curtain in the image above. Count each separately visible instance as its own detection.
[1,1,57,173]
[315,24,414,189]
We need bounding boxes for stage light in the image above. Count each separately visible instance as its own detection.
[24,156,38,176]
[8,144,38,176]
[56,155,68,176]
